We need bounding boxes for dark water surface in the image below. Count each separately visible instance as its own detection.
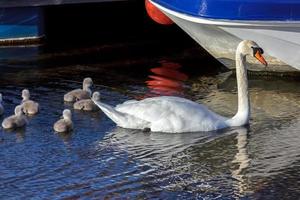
[0,42,300,199]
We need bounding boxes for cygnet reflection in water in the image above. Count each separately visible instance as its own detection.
[2,127,26,143]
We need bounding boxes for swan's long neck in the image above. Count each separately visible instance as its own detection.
[227,47,250,127]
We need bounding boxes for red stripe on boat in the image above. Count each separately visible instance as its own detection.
[145,0,173,25]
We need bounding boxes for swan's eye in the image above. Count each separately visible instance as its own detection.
[252,47,264,57]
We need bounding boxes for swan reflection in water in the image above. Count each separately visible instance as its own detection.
[145,61,188,97]
[94,127,251,198]
[231,128,250,196]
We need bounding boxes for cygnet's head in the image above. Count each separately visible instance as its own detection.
[83,77,93,87]
[15,105,24,115]
[63,109,72,120]
[22,89,30,100]
[238,40,267,66]
[92,92,100,101]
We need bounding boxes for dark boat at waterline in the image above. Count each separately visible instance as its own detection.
[0,0,132,7]
[0,0,139,43]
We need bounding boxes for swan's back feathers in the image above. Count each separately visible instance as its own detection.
[102,96,228,132]
[117,96,221,119]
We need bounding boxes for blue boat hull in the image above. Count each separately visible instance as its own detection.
[0,1,133,44]
[152,0,300,21]
[0,7,44,43]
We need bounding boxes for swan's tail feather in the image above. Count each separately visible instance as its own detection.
[93,100,150,129]
[93,100,125,124]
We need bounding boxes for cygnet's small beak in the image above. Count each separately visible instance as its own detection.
[255,51,268,66]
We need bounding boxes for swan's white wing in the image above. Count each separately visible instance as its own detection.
[116,96,228,132]
[116,96,214,121]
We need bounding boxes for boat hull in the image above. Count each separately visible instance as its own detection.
[151,1,300,73]
[0,7,44,45]
[0,1,132,45]
[0,0,129,8]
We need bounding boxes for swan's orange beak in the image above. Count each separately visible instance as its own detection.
[255,51,268,66]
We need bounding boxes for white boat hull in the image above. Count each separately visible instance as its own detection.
[151,1,300,73]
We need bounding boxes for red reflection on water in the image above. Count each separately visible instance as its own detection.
[145,61,188,97]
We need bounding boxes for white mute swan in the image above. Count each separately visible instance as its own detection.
[21,89,39,115]
[93,40,267,133]
[64,77,93,102]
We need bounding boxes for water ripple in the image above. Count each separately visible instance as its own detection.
[0,60,299,199]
